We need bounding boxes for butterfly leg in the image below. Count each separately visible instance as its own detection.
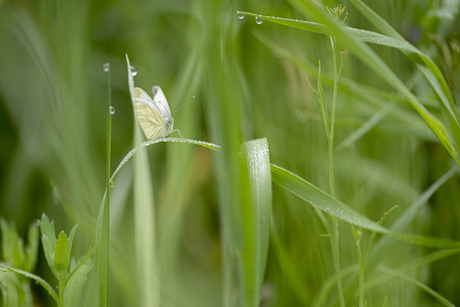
[171,129,183,138]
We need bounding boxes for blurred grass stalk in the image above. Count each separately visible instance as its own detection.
[126,55,158,307]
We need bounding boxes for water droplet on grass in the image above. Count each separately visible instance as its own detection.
[103,63,110,72]
[255,16,263,24]
[130,66,138,76]
[109,180,114,188]
[237,12,245,19]
[110,106,116,115]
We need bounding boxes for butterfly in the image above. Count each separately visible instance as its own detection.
[134,86,180,140]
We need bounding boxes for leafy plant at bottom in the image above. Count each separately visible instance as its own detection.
[0,214,94,307]
[0,218,39,307]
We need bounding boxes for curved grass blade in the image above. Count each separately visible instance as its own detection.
[240,8,459,166]
[348,0,459,129]
[271,164,388,233]
[271,164,460,248]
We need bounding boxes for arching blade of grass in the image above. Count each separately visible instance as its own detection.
[240,138,272,307]
[270,164,460,248]
[348,0,459,135]
[271,164,388,233]
[243,6,458,129]
[240,8,459,166]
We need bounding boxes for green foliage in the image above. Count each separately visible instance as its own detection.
[0,213,93,307]
[0,219,39,307]
[1,0,460,306]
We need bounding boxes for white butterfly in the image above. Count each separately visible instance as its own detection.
[134,86,180,140]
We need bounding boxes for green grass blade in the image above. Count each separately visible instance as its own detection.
[251,30,434,144]
[240,138,272,306]
[336,102,396,151]
[349,0,459,129]
[271,164,460,248]
[376,265,455,307]
[271,164,388,233]
[109,138,220,184]
[102,61,112,307]
[241,7,459,166]
[126,54,158,307]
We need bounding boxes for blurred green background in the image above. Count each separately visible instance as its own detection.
[1,0,459,306]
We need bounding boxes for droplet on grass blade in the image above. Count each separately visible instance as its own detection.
[130,65,138,76]
[255,16,263,24]
[109,180,114,188]
[237,12,245,19]
[110,106,116,115]
[103,63,110,72]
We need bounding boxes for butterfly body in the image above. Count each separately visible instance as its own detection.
[135,86,176,139]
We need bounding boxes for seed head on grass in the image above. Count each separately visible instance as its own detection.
[326,4,348,24]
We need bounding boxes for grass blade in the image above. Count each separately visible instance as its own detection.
[271,163,460,248]
[126,54,158,307]
[240,138,272,306]
[240,7,459,166]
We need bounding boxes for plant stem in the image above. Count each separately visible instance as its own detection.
[329,34,345,307]
[103,65,112,307]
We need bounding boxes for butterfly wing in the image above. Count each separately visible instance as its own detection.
[135,87,166,139]
[152,86,174,133]
[152,86,172,118]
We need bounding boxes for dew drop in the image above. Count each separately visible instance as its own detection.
[109,106,116,115]
[130,66,138,76]
[192,95,196,99]
[237,12,245,19]
[103,63,110,72]
[255,16,263,24]
[35,220,41,227]
[109,180,114,188]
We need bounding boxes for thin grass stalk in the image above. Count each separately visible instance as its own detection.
[328,32,346,307]
[102,63,111,307]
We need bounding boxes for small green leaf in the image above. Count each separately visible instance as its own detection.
[39,213,58,277]
[54,231,70,282]
[63,257,94,307]
[0,218,25,269]
[68,223,78,254]
[24,221,39,272]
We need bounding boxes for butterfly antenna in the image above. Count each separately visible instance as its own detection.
[172,96,196,116]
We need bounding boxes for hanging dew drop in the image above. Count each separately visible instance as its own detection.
[255,16,263,24]
[103,63,110,72]
[237,12,245,19]
[110,106,116,115]
[109,180,114,188]
[130,65,138,76]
